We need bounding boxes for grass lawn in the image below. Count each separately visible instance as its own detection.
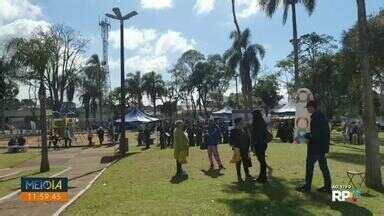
[65,134,384,216]
[0,149,39,169]
[0,166,65,197]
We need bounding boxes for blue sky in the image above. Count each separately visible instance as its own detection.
[0,0,383,98]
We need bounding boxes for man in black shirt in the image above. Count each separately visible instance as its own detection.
[297,100,332,193]
[230,117,253,182]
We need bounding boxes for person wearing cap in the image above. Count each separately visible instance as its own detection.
[173,120,189,177]
[230,117,253,182]
[297,100,332,193]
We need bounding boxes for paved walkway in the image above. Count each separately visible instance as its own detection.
[0,146,116,216]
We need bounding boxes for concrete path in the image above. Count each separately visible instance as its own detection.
[0,146,116,216]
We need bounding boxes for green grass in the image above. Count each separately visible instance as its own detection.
[0,166,65,197]
[65,134,384,216]
[0,150,39,169]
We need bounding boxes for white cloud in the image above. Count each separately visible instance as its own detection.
[0,0,49,46]
[109,27,157,50]
[194,0,216,15]
[0,19,50,42]
[155,31,196,56]
[0,0,42,25]
[141,0,173,10]
[125,55,168,74]
[237,0,260,18]
[109,28,196,75]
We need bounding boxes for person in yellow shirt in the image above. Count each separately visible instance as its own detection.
[173,120,189,177]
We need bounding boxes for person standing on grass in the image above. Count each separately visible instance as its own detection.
[297,100,332,193]
[173,120,189,177]
[206,120,225,170]
[230,117,253,182]
[251,110,270,183]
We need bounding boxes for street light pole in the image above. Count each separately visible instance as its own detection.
[106,8,138,154]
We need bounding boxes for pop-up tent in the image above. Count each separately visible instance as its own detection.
[271,103,296,118]
[212,106,233,115]
[116,108,159,124]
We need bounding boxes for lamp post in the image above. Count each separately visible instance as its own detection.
[106,8,138,154]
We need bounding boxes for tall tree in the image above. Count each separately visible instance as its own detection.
[0,48,18,129]
[126,71,144,109]
[86,54,107,121]
[224,28,265,109]
[172,50,205,117]
[254,75,282,114]
[10,31,55,172]
[259,0,317,87]
[45,25,88,112]
[142,71,165,116]
[356,0,382,189]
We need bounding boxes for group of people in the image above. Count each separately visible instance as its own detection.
[7,135,26,153]
[173,100,333,193]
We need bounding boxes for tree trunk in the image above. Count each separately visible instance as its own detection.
[356,0,382,189]
[39,79,49,172]
[99,96,103,122]
[291,2,300,88]
[231,0,241,35]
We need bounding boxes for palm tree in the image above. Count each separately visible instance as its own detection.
[224,28,265,109]
[356,0,382,189]
[84,54,107,122]
[126,71,144,109]
[259,0,317,87]
[142,71,165,116]
[80,55,104,127]
[10,32,55,172]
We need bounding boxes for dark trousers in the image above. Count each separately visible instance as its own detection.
[305,154,332,189]
[256,151,267,179]
[176,162,182,174]
[236,152,252,179]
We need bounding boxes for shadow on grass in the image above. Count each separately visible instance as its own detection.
[219,176,373,215]
[100,152,140,164]
[170,174,188,184]
[327,152,365,165]
[200,169,224,178]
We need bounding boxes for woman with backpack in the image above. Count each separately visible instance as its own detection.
[251,110,272,183]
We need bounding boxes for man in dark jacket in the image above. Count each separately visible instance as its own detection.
[297,100,332,193]
[230,117,253,182]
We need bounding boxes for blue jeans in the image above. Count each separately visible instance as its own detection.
[305,154,331,189]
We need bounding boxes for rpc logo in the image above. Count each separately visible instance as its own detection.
[332,190,361,203]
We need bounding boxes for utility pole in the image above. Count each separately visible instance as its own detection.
[234,74,239,109]
[106,8,138,154]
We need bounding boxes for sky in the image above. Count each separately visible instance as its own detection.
[0,0,383,102]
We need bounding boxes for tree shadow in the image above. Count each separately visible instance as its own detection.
[100,152,139,164]
[219,176,373,216]
[305,191,373,215]
[200,169,224,178]
[327,152,365,165]
[170,174,188,184]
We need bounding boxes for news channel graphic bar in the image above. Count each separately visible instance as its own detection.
[20,177,69,202]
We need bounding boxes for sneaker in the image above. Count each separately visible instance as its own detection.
[296,185,311,193]
[209,164,214,170]
[237,177,244,183]
[246,175,255,182]
[317,186,332,193]
[219,165,225,170]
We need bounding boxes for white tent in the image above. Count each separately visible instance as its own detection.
[212,106,233,115]
[272,103,296,114]
[116,108,159,123]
